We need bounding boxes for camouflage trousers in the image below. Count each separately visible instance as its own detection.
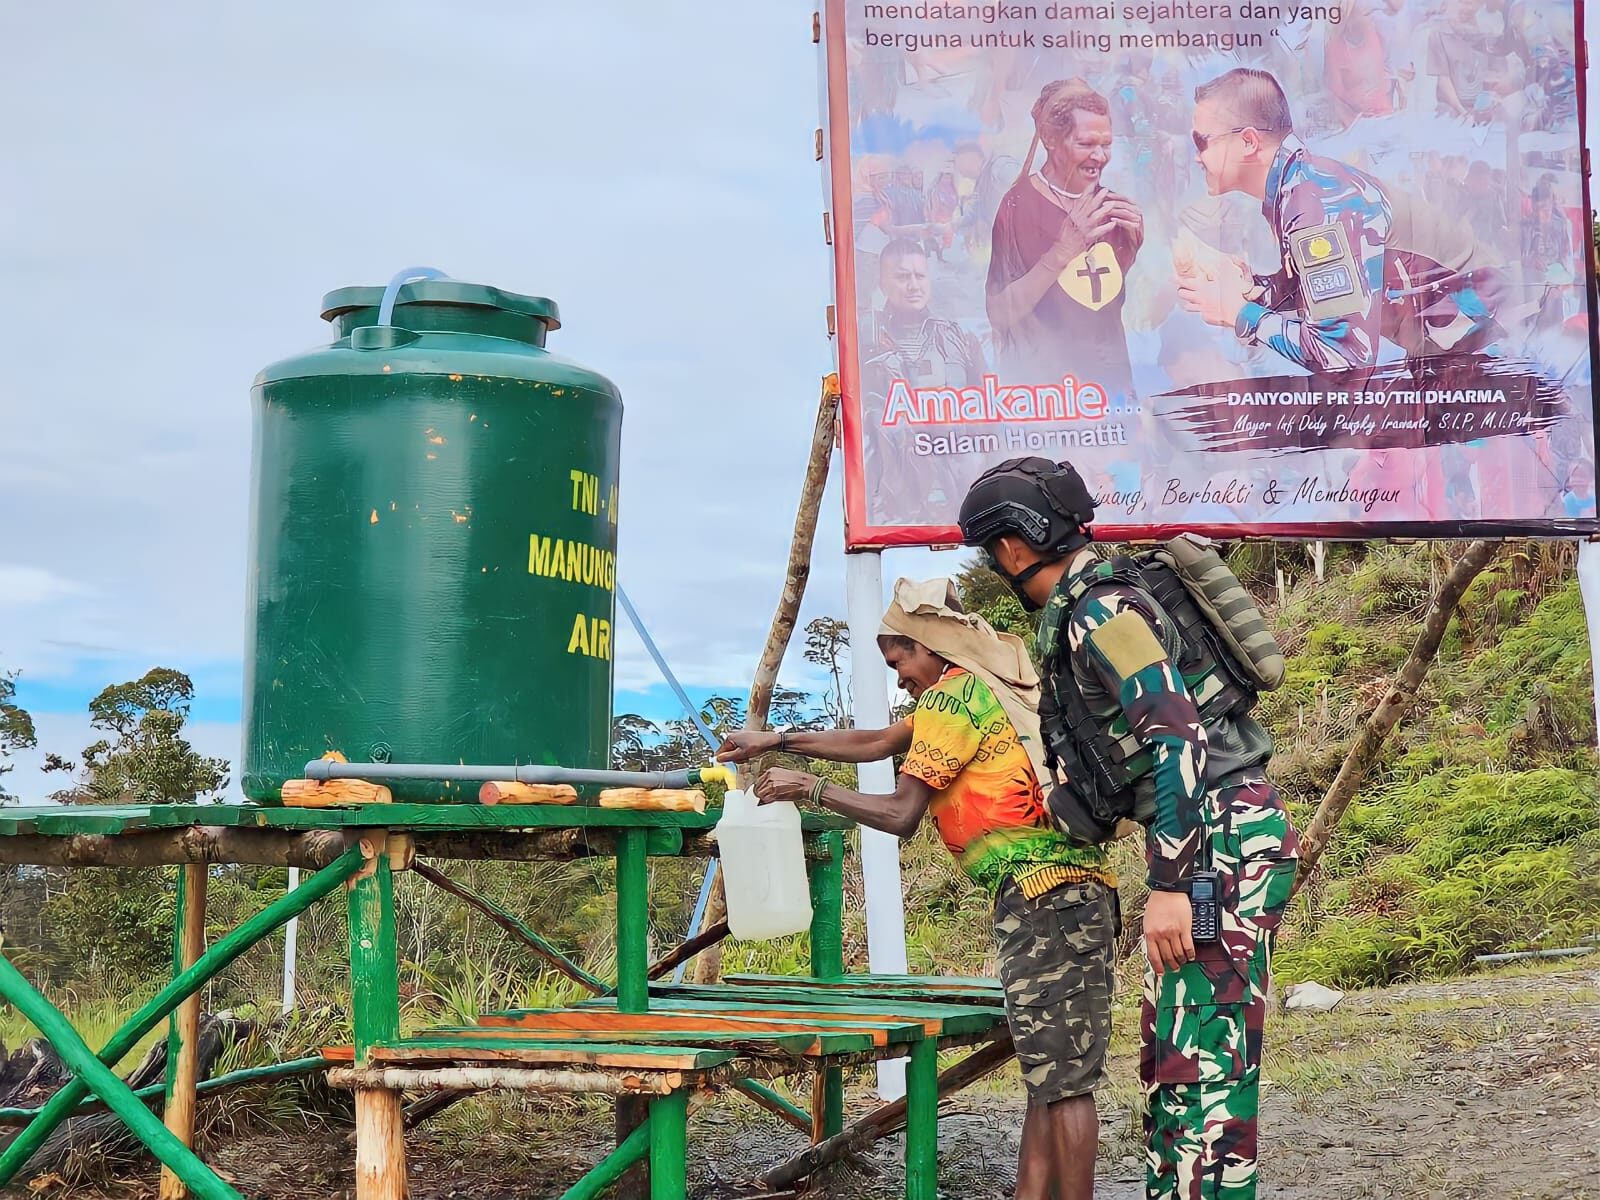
[1140,776,1299,1199]
[993,877,1118,1103]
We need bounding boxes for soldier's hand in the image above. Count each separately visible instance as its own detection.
[1143,888,1196,974]
[1177,254,1251,329]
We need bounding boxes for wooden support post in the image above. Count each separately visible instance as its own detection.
[616,1094,652,1200]
[904,1039,939,1200]
[160,863,208,1200]
[0,844,367,1188]
[614,827,654,1198]
[615,829,650,1014]
[695,374,839,984]
[648,1089,689,1200]
[808,831,846,1139]
[0,955,245,1200]
[349,837,407,1200]
[808,832,845,980]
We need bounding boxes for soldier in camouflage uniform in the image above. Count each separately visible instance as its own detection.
[960,457,1300,1200]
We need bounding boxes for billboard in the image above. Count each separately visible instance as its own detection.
[819,0,1599,546]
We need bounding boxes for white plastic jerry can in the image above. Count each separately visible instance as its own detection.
[714,789,814,941]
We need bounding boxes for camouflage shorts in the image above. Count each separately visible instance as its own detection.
[993,878,1118,1104]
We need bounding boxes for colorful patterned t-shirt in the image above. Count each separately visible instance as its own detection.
[899,667,1109,894]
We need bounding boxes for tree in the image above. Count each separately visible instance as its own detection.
[803,617,851,728]
[0,668,38,803]
[59,668,228,805]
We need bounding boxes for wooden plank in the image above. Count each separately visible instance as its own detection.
[570,997,1007,1039]
[655,982,1004,1007]
[474,1010,924,1048]
[414,1025,870,1056]
[366,1041,738,1071]
[725,973,1002,995]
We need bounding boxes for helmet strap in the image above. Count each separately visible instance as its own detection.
[993,559,1052,612]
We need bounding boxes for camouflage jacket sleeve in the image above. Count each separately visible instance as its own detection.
[1235,171,1389,371]
[1066,585,1209,891]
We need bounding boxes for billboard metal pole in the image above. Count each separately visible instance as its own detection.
[844,549,909,1102]
[1576,541,1600,742]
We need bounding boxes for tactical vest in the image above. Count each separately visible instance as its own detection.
[1036,539,1282,839]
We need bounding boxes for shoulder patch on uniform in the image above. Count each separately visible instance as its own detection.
[1086,609,1166,677]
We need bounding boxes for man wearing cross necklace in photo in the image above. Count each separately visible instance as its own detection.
[986,78,1145,406]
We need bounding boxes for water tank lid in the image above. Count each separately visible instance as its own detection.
[320,281,562,331]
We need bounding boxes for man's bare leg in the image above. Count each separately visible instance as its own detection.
[1016,1100,1057,1200]
[1043,1092,1098,1200]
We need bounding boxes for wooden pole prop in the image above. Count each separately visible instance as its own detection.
[1295,539,1501,891]
[160,863,208,1200]
[647,921,731,981]
[349,835,407,1200]
[0,1057,328,1126]
[0,843,367,1187]
[694,373,839,984]
[760,1035,1016,1190]
[411,860,607,993]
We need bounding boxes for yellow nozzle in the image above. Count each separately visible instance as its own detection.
[696,764,737,790]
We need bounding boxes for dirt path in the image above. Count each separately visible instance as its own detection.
[26,965,1599,1200]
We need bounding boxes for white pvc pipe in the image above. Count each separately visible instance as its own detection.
[845,550,909,1101]
[1575,541,1600,749]
[282,866,300,1012]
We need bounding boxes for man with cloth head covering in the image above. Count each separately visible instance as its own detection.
[717,578,1118,1200]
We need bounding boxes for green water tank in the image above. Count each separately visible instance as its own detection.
[243,280,622,802]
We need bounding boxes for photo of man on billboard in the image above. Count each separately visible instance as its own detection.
[1176,67,1507,371]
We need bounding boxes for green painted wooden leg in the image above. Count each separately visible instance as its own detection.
[615,828,650,1014]
[559,1118,650,1200]
[904,1038,938,1200]
[0,955,244,1200]
[0,844,367,1187]
[808,831,845,980]
[648,1089,689,1200]
[349,843,406,1200]
[808,832,847,1139]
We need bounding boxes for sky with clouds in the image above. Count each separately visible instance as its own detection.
[0,2,952,803]
[4,3,1597,803]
